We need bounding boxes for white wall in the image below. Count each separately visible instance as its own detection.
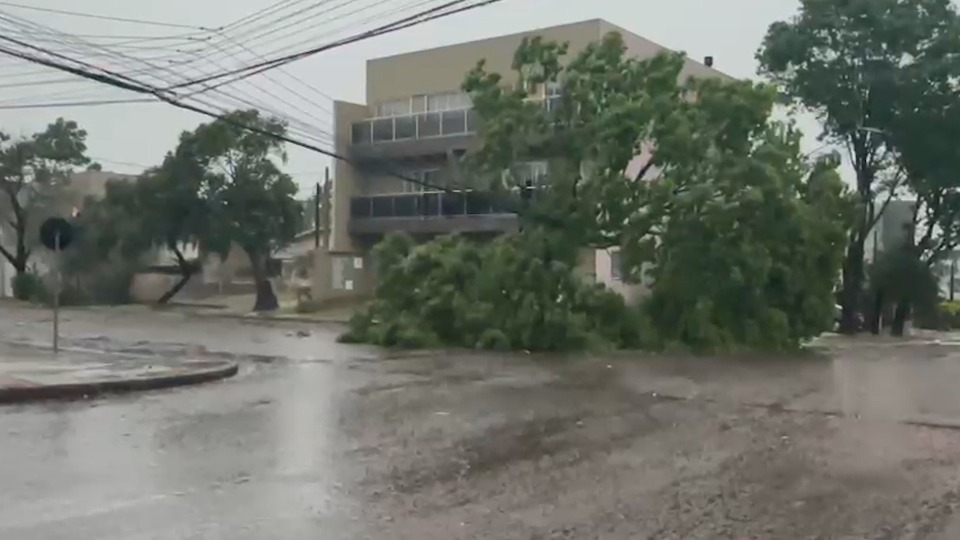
[0,259,11,297]
[595,248,650,306]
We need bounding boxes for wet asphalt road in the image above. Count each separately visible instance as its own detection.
[4,306,960,538]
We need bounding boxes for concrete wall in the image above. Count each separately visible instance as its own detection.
[595,248,644,306]
[331,101,371,253]
[311,248,374,304]
[0,258,11,297]
[365,19,730,110]
[129,273,180,303]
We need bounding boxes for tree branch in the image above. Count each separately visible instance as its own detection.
[633,154,657,182]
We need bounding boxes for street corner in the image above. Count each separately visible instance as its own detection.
[0,346,239,404]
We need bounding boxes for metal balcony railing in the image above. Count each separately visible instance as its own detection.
[349,191,514,220]
[351,108,479,144]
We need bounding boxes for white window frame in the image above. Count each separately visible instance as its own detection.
[426,91,472,112]
[376,98,412,117]
[376,92,472,118]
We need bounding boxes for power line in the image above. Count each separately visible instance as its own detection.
[0,11,543,225]
[219,0,301,32]
[87,157,156,169]
[0,1,214,31]
[141,0,353,80]
[0,97,155,109]
[0,14,335,145]
[0,35,465,199]
[220,0,378,52]
[167,0,505,91]
[0,75,77,88]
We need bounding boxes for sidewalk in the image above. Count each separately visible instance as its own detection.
[0,342,238,403]
[168,293,360,324]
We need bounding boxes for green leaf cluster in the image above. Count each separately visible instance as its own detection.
[342,232,651,351]
[346,31,854,353]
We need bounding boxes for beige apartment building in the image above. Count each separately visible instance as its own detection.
[320,18,729,302]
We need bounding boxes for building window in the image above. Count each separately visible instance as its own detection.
[610,249,629,282]
[545,82,562,112]
[376,99,411,117]
[403,169,441,193]
[426,92,472,112]
[503,161,548,190]
[520,161,548,185]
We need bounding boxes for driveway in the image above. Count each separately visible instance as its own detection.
[2,305,960,538]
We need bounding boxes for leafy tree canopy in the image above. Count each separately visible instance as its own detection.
[348,32,853,353]
[186,110,302,311]
[757,0,960,332]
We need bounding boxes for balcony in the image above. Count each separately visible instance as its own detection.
[349,109,480,160]
[348,191,518,236]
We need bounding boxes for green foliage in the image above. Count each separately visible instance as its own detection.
[634,98,853,352]
[184,110,303,311]
[929,301,960,330]
[882,9,960,266]
[11,272,42,301]
[868,246,941,314]
[344,232,648,351]
[348,31,852,353]
[757,0,960,332]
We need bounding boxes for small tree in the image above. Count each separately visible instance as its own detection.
[188,110,302,312]
[67,166,206,305]
[0,118,89,295]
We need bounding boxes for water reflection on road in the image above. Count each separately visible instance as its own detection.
[4,308,960,538]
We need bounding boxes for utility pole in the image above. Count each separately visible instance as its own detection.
[314,181,321,249]
[951,255,957,302]
[322,167,332,248]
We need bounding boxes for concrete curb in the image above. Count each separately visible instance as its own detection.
[182,309,350,325]
[0,361,239,404]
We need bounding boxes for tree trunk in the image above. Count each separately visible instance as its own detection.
[869,288,884,335]
[891,299,911,337]
[245,248,278,312]
[156,272,193,305]
[839,232,866,334]
[156,246,195,305]
[9,257,29,300]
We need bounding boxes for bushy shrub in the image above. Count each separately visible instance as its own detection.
[342,232,651,351]
[11,272,43,301]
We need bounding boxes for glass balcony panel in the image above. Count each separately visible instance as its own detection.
[418,112,441,137]
[371,118,395,142]
[465,192,494,215]
[350,197,372,218]
[394,195,417,217]
[440,110,467,136]
[394,115,416,140]
[370,196,394,217]
[440,192,465,216]
[421,193,441,216]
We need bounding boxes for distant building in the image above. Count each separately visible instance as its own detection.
[865,199,917,263]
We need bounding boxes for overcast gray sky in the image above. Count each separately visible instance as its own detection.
[0,0,904,194]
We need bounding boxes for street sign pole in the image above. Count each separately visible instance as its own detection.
[39,216,75,354]
[53,230,60,355]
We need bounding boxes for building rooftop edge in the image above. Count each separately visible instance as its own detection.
[366,17,733,80]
